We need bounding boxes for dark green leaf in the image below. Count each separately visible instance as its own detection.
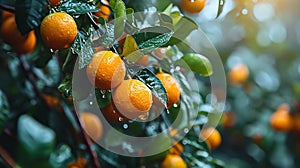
[132,26,173,54]
[72,30,94,69]
[217,0,225,18]
[33,51,53,69]
[58,74,72,97]
[49,144,73,168]
[165,13,198,46]
[17,115,56,160]
[60,0,98,15]
[92,23,115,47]
[0,90,9,134]
[128,66,168,107]
[95,88,111,109]
[179,53,213,76]
[114,0,126,38]
[15,0,48,35]
[122,35,144,62]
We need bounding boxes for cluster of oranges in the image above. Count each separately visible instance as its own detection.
[86,50,181,122]
[269,103,300,134]
[0,11,36,55]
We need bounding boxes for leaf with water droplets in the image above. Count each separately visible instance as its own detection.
[95,88,111,109]
[60,0,98,15]
[128,66,168,107]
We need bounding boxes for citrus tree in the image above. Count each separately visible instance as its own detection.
[0,0,227,167]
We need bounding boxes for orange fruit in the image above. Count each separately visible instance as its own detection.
[200,127,222,150]
[86,51,126,90]
[156,73,180,107]
[277,103,290,112]
[179,0,206,14]
[40,12,78,50]
[222,111,236,128]
[94,5,111,20]
[160,154,187,168]
[228,63,249,86]
[101,103,128,123]
[0,16,36,54]
[1,10,14,23]
[169,141,184,155]
[112,79,152,119]
[80,112,103,141]
[136,54,149,66]
[43,94,60,107]
[270,110,293,132]
[293,114,300,135]
[67,157,87,168]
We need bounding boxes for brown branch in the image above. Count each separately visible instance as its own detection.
[0,147,16,168]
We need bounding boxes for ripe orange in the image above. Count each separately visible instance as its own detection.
[1,10,14,23]
[156,73,180,107]
[112,79,152,119]
[169,141,184,155]
[179,0,206,14]
[222,111,236,128]
[40,12,78,50]
[136,54,149,66]
[228,63,249,86]
[270,110,293,132]
[101,103,128,123]
[80,112,103,141]
[86,51,126,90]
[0,16,36,54]
[200,127,222,150]
[94,5,111,20]
[67,157,87,168]
[293,114,300,135]
[161,154,187,168]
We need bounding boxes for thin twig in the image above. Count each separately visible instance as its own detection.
[72,109,101,168]
[0,147,16,168]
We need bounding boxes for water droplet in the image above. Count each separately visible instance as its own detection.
[100,90,106,95]
[89,101,93,105]
[113,110,117,114]
[170,68,175,73]
[173,104,178,108]
[182,140,188,145]
[175,66,181,71]
[118,117,123,122]
[123,124,128,129]
[166,109,170,114]
[241,9,248,15]
[184,128,189,133]
[50,49,54,52]
[102,95,106,99]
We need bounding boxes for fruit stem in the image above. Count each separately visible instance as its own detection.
[0,146,17,168]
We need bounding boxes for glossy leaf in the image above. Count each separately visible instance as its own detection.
[15,0,48,35]
[60,0,98,15]
[0,90,9,134]
[180,53,213,76]
[58,74,72,97]
[132,26,173,54]
[17,115,56,159]
[128,66,168,107]
[49,144,73,168]
[72,31,94,69]
[122,35,143,62]
[113,0,126,38]
[95,88,112,109]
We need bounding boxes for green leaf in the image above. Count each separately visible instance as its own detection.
[58,74,72,97]
[165,13,198,46]
[122,35,144,62]
[72,31,94,69]
[60,0,98,15]
[128,66,168,107]
[49,144,73,168]
[17,115,56,160]
[95,88,112,109]
[113,0,126,38]
[0,90,9,134]
[92,23,115,47]
[217,0,225,18]
[15,0,48,34]
[179,53,213,76]
[132,26,173,54]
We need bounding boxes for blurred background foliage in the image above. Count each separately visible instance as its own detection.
[1,0,300,167]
